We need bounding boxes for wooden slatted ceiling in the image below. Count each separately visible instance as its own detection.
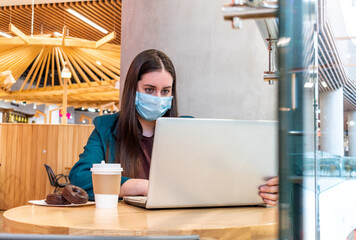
[0,44,120,107]
[0,0,121,45]
[317,20,356,111]
[336,39,356,112]
[0,1,121,108]
[0,45,120,88]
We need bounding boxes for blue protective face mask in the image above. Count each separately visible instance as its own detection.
[135,91,173,121]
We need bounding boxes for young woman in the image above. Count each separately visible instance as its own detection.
[69,49,279,206]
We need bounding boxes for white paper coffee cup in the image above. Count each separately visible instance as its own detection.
[91,161,123,208]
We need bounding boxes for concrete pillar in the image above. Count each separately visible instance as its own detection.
[303,88,316,153]
[348,111,356,157]
[320,88,344,156]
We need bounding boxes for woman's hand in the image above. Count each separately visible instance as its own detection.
[259,177,279,206]
[119,179,149,197]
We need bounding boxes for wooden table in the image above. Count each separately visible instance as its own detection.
[3,202,278,240]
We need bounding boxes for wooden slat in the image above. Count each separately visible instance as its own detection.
[65,47,101,83]
[62,48,91,85]
[70,1,113,35]
[27,48,48,90]
[54,47,62,86]
[19,48,44,91]
[0,36,119,51]
[3,80,116,96]
[1,46,41,89]
[0,46,29,65]
[62,26,67,46]
[79,48,120,76]
[71,48,111,82]
[9,24,29,43]
[43,49,51,87]
[0,94,119,106]
[36,3,103,44]
[0,47,30,81]
[96,32,116,48]
[51,47,55,87]
[55,3,107,42]
[74,49,120,81]
[36,49,49,89]
[56,46,72,86]
[59,48,82,86]
[92,0,119,32]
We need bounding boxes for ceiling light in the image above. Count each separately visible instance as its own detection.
[321,81,327,88]
[96,61,102,65]
[1,70,16,85]
[81,107,85,110]
[0,32,12,38]
[114,81,120,89]
[88,108,95,112]
[61,71,71,79]
[67,9,108,34]
[304,82,314,88]
[61,62,72,79]
[54,32,63,37]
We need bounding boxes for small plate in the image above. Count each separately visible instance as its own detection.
[28,199,95,207]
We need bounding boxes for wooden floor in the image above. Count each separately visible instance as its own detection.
[0,211,4,232]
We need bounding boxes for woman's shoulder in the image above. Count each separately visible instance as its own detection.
[93,113,119,132]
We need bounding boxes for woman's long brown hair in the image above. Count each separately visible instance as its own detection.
[116,49,178,178]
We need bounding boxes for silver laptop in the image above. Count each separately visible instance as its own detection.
[124,118,278,209]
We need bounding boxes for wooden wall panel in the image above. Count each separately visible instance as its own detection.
[0,123,94,210]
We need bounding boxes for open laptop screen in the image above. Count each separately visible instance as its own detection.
[141,118,278,209]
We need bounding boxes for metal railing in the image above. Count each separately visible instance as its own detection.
[303,151,356,178]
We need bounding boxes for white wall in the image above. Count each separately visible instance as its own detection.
[0,100,97,125]
[27,104,46,124]
[319,179,356,240]
[121,0,277,120]
[0,100,37,115]
[0,100,44,123]
[46,105,61,124]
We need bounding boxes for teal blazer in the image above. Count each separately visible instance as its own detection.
[69,113,129,200]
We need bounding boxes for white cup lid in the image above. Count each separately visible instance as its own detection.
[91,160,123,173]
